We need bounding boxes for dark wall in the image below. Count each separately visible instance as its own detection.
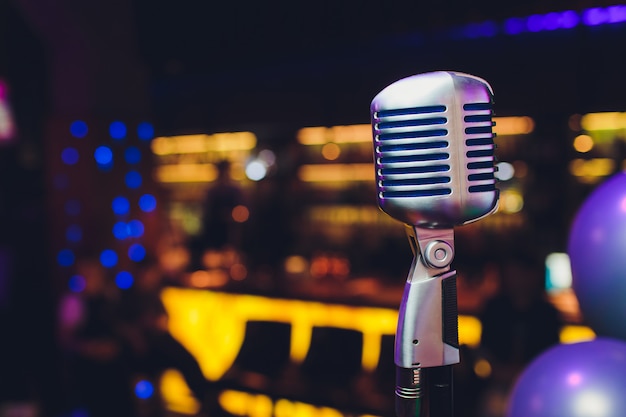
[149,22,626,134]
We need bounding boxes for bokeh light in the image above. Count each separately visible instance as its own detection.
[94,146,113,166]
[109,121,127,140]
[70,120,88,138]
[115,271,134,289]
[124,146,141,164]
[125,171,142,189]
[321,143,341,160]
[100,249,118,268]
[573,134,594,153]
[127,220,144,238]
[504,17,526,35]
[134,380,154,399]
[128,244,146,262]
[245,160,267,181]
[137,122,154,141]
[57,249,75,267]
[495,162,515,181]
[112,196,131,215]
[113,222,129,240]
[61,147,79,165]
[68,275,86,293]
[139,194,157,212]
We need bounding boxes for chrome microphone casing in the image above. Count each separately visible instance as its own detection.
[371,72,499,415]
[372,71,498,229]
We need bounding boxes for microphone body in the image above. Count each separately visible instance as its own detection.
[371,71,498,417]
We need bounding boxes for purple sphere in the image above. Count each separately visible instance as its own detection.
[508,338,626,417]
[568,172,626,340]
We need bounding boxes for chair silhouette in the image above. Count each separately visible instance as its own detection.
[228,320,292,380]
[300,326,364,386]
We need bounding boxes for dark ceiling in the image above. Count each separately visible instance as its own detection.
[2,0,626,135]
[128,0,587,77]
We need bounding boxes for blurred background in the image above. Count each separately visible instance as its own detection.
[0,0,625,416]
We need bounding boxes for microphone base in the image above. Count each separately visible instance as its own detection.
[395,365,454,417]
[395,366,421,417]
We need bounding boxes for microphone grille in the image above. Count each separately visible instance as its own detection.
[374,104,452,199]
[371,71,499,227]
[463,101,497,194]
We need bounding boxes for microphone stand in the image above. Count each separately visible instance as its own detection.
[395,225,458,417]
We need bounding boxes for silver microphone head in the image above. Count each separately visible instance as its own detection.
[371,71,499,228]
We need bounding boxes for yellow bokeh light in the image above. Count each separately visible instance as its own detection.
[284,255,308,274]
[573,134,594,153]
[298,163,374,182]
[492,116,535,136]
[581,112,626,131]
[473,358,492,379]
[569,158,615,179]
[499,189,524,213]
[321,142,341,160]
[297,124,371,145]
[152,132,257,155]
[189,269,229,288]
[154,163,218,183]
[160,369,201,415]
[560,325,596,344]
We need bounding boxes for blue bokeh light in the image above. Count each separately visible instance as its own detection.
[66,224,83,242]
[113,220,144,239]
[62,147,79,165]
[561,10,580,28]
[124,146,141,164]
[94,146,113,165]
[57,249,75,267]
[137,122,154,141]
[70,120,88,138]
[127,220,144,238]
[113,222,129,240]
[109,121,127,140]
[65,199,81,216]
[128,244,146,262]
[68,275,86,293]
[134,380,154,399]
[542,12,563,30]
[139,194,157,212]
[125,171,142,189]
[115,271,134,289]
[583,7,608,26]
[112,196,130,215]
[100,249,118,268]
[526,14,545,32]
[607,5,626,23]
[504,17,526,35]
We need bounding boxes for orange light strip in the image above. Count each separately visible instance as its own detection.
[581,112,626,131]
[297,125,371,145]
[152,132,257,155]
[492,116,535,135]
[297,163,374,182]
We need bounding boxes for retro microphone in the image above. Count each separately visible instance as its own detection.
[370,71,499,417]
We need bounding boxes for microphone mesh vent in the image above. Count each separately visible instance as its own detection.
[463,102,496,194]
[374,105,451,198]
